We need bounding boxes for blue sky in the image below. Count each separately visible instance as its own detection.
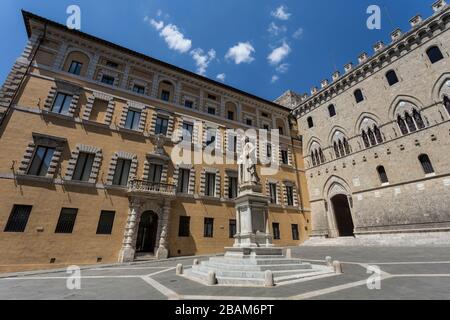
[0,0,435,101]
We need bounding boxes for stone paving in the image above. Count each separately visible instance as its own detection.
[0,246,449,300]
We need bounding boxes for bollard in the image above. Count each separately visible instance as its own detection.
[176,263,184,275]
[193,259,199,266]
[285,248,292,259]
[333,260,343,274]
[207,271,217,285]
[325,256,333,267]
[264,270,275,287]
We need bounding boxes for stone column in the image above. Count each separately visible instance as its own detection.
[156,199,171,259]
[118,198,142,262]
[151,73,159,98]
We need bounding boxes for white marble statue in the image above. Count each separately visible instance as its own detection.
[239,137,260,186]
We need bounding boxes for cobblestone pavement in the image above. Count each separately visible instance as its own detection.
[1,246,449,300]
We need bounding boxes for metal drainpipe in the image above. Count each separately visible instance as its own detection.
[0,22,47,131]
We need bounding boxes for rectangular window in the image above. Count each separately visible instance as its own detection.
[263,124,270,130]
[229,219,237,239]
[272,223,281,240]
[182,122,194,142]
[207,107,216,115]
[184,100,193,109]
[73,152,95,182]
[4,205,32,233]
[286,185,294,206]
[177,168,191,193]
[55,208,78,234]
[96,211,115,235]
[124,109,141,131]
[68,61,82,75]
[281,150,289,165]
[204,218,214,238]
[205,173,216,197]
[161,90,170,101]
[132,84,145,94]
[113,159,131,186]
[269,183,277,204]
[291,224,299,241]
[155,116,169,135]
[149,164,163,183]
[278,127,284,135]
[228,176,238,199]
[266,144,272,158]
[101,75,115,85]
[178,216,190,237]
[227,111,234,120]
[262,112,269,118]
[246,118,253,126]
[51,92,73,115]
[207,94,216,101]
[28,146,55,177]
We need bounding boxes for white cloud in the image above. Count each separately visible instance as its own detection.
[267,42,291,65]
[149,18,164,31]
[268,22,287,37]
[156,9,163,17]
[159,24,192,53]
[190,48,216,75]
[216,73,226,82]
[293,27,304,39]
[225,42,255,64]
[271,75,279,83]
[276,63,289,74]
[271,5,291,21]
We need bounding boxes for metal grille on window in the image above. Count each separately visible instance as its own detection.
[55,208,78,234]
[96,211,115,235]
[4,205,32,232]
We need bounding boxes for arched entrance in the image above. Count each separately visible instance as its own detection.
[330,194,355,237]
[136,211,159,254]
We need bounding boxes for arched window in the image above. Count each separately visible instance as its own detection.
[311,151,317,167]
[362,131,370,148]
[419,154,435,174]
[445,96,450,115]
[427,46,444,64]
[374,126,383,144]
[397,115,408,135]
[343,138,351,155]
[405,113,417,132]
[386,70,399,86]
[354,89,364,103]
[413,110,425,129]
[334,142,340,158]
[368,128,376,146]
[328,104,336,117]
[338,140,345,157]
[319,149,325,163]
[307,117,314,128]
[377,166,389,184]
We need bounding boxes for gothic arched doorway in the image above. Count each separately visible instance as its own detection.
[136,211,159,254]
[330,194,355,237]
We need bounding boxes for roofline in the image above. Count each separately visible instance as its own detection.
[21,10,290,112]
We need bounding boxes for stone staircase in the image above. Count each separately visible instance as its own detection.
[184,250,334,286]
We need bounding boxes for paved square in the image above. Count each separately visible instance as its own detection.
[1,246,449,300]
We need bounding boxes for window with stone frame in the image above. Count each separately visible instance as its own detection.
[206,128,216,146]
[68,61,83,75]
[65,144,103,184]
[124,109,142,131]
[444,96,450,115]
[427,46,444,64]
[269,183,278,204]
[205,172,216,197]
[148,163,163,183]
[17,133,66,179]
[112,158,132,186]
[155,116,169,136]
[73,152,96,182]
[228,176,238,199]
[83,92,116,126]
[281,149,289,165]
[397,109,425,135]
[161,90,170,101]
[44,81,81,118]
[132,84,145,94]
[182,122,194,143]
[184,100,194,109]
[51,92,73,115]
[285,185,294,206]
[101,75,115,85]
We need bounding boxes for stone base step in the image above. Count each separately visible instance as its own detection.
[208,257,305,266]
[200,261,312,272]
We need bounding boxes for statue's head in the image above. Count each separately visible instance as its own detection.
[245,137,250,143]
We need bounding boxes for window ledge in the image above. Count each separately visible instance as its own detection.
[42,110,74,121]
[176,193,195,199]
[381,182,390,187]
[269,203,283,208]
[118,126,144,135]
[16,174,54,184]
[200,195,221,202]
[81,119,110,129]
[104,185,128,192]
[425,173,436,178]
[63,179,96,188]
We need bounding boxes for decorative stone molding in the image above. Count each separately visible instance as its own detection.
[106,151,138,186]
[129,78,150,95]
[64,144,103,183]
[279,144,293,166]
[265,178,281,204]
[83,91,115,125]
[283,180,299,207]
[17,133,66,179]
[224,170,238,198]
[143,157,168,183]
[96,68,120,86]
[173,164,195,194]
[181,94,199,110]
[43,80,81,116]
[200,167,221,197]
